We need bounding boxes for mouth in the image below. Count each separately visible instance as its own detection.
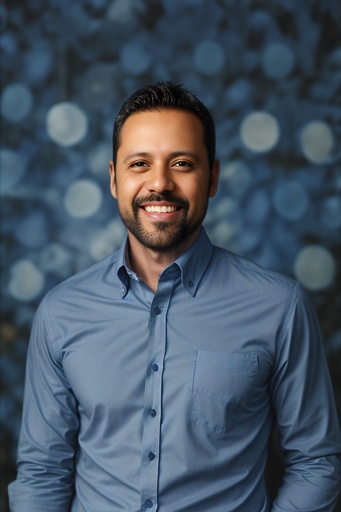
[144,205,179,213]
[141,202,182,221]
[133,194,189,221]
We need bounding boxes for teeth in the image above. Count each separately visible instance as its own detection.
[145,205,177,213]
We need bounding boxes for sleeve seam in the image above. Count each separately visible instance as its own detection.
[275,281,301,364]
[42,292,60,364]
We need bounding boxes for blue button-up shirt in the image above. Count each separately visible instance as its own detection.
[9,229,341,511]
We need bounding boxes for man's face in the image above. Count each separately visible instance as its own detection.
[110,109,219,253]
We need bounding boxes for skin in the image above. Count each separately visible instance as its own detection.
[109,109,219,292]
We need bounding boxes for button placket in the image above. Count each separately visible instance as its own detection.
[140,278,175,512]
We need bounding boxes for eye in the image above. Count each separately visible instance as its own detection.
[174,160,193,168]
[129,161,149,170]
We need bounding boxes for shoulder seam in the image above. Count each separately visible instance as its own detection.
[42,294,60,362]
[214,247,297,288]
[276,281,301,359]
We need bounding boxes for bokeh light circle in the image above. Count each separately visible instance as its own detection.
[14,211,49,249]
[64,179,103,218]
[0,149,26,195]
[120,42,152,75]
[87,142,112,177]
[294,245,336,291]
[273,180,309,221]
[89,230,116,260]
[88,220,126,260]
[194,41,225,75]
[240,111,280,152]
[226,79,253,108]
[46,102,88,147]
[220,160,253,196]
[107,0,135,23]
[40,243,73,278]
[1,83,33,122]
[245,187,271,223]
[262,42,295,79]
[24,44,53,84]
[78,63,120,109]
[320,196,341,230]
[8,260,45,302]
[300,121,334,164]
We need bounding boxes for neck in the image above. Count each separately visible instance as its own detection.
[126,230,200,293]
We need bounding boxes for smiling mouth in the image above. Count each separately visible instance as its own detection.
[144,205,179,213]
[134,194,189,217]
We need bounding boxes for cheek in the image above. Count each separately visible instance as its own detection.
[116,178,142,201]
[187,182,210,205]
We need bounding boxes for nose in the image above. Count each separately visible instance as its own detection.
[146,164,175,194]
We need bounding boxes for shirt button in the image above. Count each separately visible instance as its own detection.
[188,280,193,288]
[145,500,153,509]
[154,306,161,315]
[150,409,157,417]
[148,451,155,460]
[151,363,159,372]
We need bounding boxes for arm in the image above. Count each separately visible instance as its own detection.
[269,284,341,511]
[8,298,79,512]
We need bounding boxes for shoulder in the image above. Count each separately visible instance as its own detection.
[208,246,316,340]
[41,250,120,308]
[211,245,300,301]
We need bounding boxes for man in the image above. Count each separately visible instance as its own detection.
[9,82,341,511]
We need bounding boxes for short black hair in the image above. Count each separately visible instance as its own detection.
[112,81,216,170]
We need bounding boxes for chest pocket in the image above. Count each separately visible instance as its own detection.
[190,350,258,435]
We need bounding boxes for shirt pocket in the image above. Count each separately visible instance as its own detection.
[190,350,258,435]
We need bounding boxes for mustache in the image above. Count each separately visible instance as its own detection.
[133,193,189,210]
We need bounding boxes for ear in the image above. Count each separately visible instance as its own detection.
[109,160,117,199]
[208,159,220,198]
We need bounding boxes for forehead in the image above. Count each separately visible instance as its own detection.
[119,109,205,148]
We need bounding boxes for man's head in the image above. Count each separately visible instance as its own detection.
[112,81,216,171]
[110,83,219,256]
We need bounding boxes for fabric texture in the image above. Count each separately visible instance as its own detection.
[8,228,341,511]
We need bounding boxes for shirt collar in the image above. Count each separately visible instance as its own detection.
[116,234,131,298]
[171,228,214,296]
[116,228,214,297]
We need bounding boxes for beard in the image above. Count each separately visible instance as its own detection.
[117,193,207,251]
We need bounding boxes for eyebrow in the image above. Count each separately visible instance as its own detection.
[123,151,200,164]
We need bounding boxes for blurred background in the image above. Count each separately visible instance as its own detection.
[1,0,340,510]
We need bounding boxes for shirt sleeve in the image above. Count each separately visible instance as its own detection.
[270,283,341,511]
[8,297,79,512]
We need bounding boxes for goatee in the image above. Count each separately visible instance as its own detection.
[118,192,203,251]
